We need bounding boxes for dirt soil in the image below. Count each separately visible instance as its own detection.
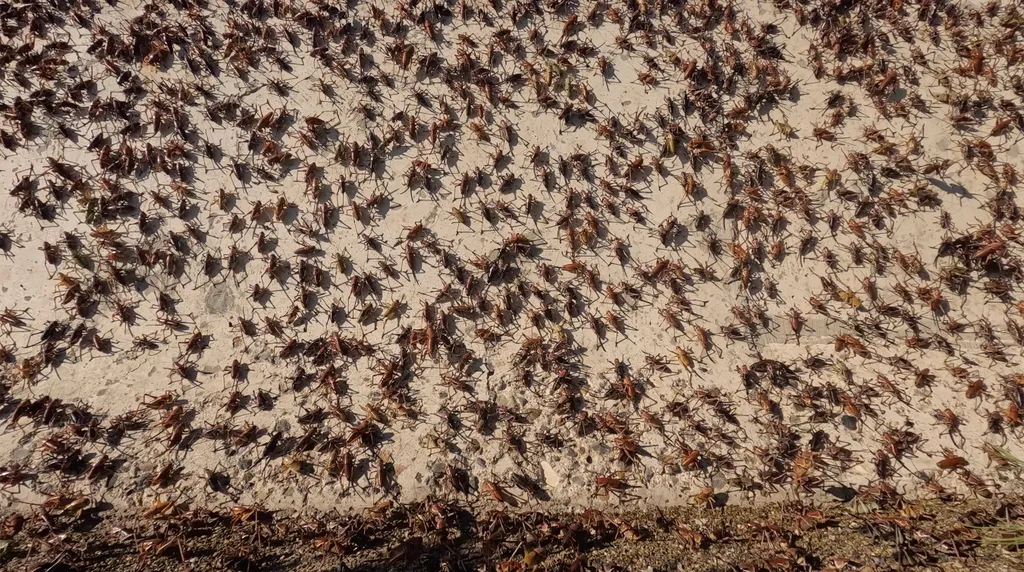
[2,497,1024,570]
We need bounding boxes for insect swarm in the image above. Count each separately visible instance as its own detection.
[0,0,1017,563]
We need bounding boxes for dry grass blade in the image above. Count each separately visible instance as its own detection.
[975,521,1024,548]
[989,445,1024,470]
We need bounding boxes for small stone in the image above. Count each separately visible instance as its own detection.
[540,461,560,488]
[205,283,235,314]
[841,415,858,431]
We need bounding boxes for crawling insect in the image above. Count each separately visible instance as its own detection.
[933,408,964,447]
[594,473,634,500]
